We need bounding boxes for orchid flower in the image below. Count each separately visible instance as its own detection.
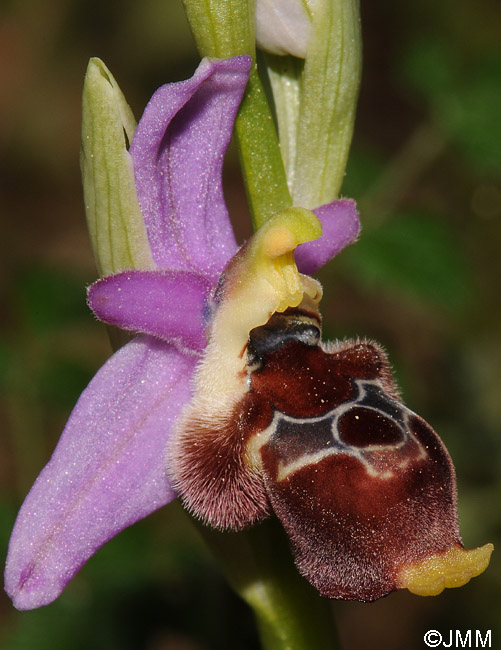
[4,55,361,611]
[5,22,494,614]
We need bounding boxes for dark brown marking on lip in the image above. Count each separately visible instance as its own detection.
[338,408,404,447]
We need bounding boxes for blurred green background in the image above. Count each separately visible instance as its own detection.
[1,1,500,648]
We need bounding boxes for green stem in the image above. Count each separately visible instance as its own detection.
[234,67,292,229]
[197,518,340,650]
[182,0,255,59]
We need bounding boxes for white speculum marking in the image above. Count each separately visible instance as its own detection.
[250,379,428,482]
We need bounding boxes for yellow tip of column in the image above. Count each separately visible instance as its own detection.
[260,207,322,259]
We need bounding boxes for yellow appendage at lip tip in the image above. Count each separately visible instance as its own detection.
[397,543,494,596]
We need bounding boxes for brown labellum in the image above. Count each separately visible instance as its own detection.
[171,308,492,601]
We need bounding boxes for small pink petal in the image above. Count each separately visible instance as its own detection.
[88,270,213,352]
[296,199,360,275]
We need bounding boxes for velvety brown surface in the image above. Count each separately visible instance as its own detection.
[171,393,272,530]
[174,328,461,601]
[252,340,460,601]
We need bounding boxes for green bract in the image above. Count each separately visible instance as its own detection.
[264,0,362,208]
[81,58,154,275]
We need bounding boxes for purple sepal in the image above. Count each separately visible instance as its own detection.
[4,336,196,610]
[130,56,251,276]
[295,199,360,275]
[88,270,213,352]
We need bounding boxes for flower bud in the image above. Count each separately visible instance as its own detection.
[255,0,314,58]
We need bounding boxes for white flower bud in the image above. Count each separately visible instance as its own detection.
[255,0,315,58]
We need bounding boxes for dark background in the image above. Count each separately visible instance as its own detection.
[1,1,500,648]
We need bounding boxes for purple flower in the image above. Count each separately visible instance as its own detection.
[4,55,360,610]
